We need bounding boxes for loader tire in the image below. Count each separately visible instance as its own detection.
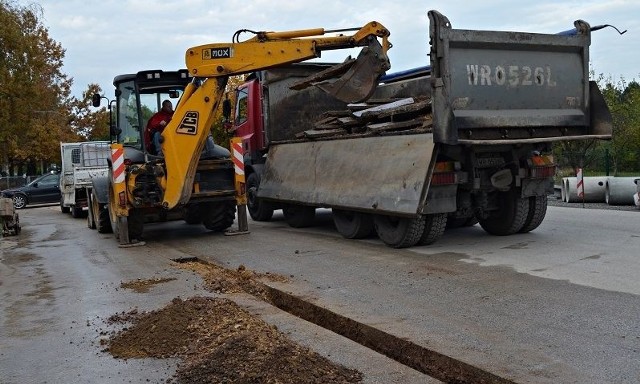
[479,189,529,236]
[332,209,374,239]
[127,209,144,240]
[247,172,274,221]
[418,213,447,245]
[519,195,548,233]
[283,204,315,228]
[202,201,236,232]
[374,214,425,248]
[184,204,203,225]
[92,188,111,233]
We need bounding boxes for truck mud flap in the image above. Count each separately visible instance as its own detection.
[259,134,436,216]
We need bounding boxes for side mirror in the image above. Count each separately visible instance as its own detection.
[92,94,102,107]
[222,99,232,121]
[32,182,39,188]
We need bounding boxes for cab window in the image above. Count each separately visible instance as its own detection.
[235,88,248,124]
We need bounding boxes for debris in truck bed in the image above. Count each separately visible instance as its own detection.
[294,96,433,140]
[352,97,416,118]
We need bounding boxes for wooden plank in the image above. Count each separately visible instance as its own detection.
[375,99,431,119]
[337,116,360,126]
[352,98,415,118]
[367,117,428,133]
[301,128,347,139]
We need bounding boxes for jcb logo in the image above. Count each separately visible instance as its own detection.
[176,111,199,135]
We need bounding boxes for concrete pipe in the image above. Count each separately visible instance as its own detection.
[563,176,608,203]
[605,177,639,206]
[560,177,568,202]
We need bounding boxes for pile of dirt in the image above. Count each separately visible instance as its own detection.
[173,260,287,301]
[120,277,177,293]
[106,296,362,383]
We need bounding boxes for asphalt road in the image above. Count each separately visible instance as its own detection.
[1,204,639,383]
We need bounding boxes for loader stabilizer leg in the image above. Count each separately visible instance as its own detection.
[225,137,250,236]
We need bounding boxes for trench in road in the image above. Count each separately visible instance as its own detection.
[172,256,515,384]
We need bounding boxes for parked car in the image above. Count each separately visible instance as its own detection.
[634,178,640,208]
[1,173,61,209]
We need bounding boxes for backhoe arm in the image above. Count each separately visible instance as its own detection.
[161,22,391,210]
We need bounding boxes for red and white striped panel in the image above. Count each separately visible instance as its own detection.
[576,168,584,198]
[232,141,244,176]
[111,147,125,184]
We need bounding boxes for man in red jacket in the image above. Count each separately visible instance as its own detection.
[144,100,174,156]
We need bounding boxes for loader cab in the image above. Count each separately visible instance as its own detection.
[112,70,192,157]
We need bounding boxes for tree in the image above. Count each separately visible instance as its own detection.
[0,1,76,175]
[210,75,246,148]
[69,83,110,141]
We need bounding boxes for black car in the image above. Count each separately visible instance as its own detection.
[1,173,61,209]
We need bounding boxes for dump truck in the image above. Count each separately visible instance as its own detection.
[60,141,110,219]
[231,10,613,248]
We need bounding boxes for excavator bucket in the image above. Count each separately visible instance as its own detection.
[290,39,390,103]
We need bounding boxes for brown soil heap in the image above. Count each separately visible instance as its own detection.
[107,296,362,384]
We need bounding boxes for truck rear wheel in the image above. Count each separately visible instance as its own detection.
[283,204,315,228]
[60,197,70,213]
[332,209,374,239]
[202,201,236,232]
[519,195,548,233]
[247,172,274,221]
[418,213,447,245]
[479,189,529,236]
[374,214,425,248]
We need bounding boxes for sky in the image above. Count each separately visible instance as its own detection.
[26,0,640,100]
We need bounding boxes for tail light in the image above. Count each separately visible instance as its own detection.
[431,161,458,185]
[528,154,556,179]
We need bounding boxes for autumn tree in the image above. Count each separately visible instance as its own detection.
[210,75,246,148]
[70,83,110,141]
[0,1,77,175]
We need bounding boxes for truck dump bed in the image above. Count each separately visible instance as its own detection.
[428,10,612,144]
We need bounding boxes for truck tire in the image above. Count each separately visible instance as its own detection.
[519,195,548,233]
[418,213,447,245]
[283,204,315,228]
[184,204,203,224]
[60,197,70,213]
[202,201,236,232]
[247,172,274,221]
[479,189,529,236]
[332,209,374,239]
[92,188,111,233]
[374,214,425,248]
